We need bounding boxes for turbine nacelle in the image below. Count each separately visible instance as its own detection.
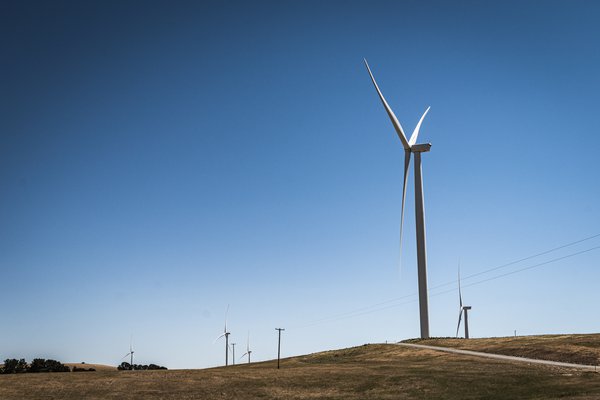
[410,143,431,153]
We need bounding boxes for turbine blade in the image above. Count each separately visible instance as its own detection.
[122,352,131,360]
[455,309,463,338]
[364,59,410,150]
[398,150,411,267]
[224,304,229,333]
[213,333,226,343]
[458,262,463,308]
[240,352,248,360]
[408,106,431,146]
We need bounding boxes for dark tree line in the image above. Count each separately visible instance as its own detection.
[118,362,167,371]
[1,358,70,373]
[2,358,167,373]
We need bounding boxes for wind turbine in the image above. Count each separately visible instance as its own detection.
[240,331,252,364]
[364,59,432,338]
[122,337,135,370]
[214,305,231,366]
[455,265,472,339]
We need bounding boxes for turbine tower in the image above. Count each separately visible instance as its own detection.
[241,331,252,364]
[231,342,236,365]
[455,266,472,339]
[214,305,231,366]
[365,59,432,338]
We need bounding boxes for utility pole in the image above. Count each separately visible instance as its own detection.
[231,343,236,365]
[275,328,285,369]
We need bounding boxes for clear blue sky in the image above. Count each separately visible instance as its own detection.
[1,0,599,369]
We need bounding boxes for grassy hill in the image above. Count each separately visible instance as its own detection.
[406,333,600,365]
[2,335,600,399]
[64,363,117,371]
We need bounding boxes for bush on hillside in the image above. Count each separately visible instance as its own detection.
[28,358,70,373]
[118,361,167,370]
[1,359,28,374]
[72,366,96,372]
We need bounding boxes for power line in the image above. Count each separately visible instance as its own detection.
[454,244,600,292]
[430,232,600,291]
[289,234,600,329]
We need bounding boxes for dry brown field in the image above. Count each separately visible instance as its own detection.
[412,333,600,365]
[1,335,600,399]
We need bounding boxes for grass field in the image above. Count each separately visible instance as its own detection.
[410,333,600,365]
[2,335,600,399]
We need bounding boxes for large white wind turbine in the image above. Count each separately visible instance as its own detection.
[365,59,432,338]
[240,331,252,364]
[455,266,472,339]
[122,336,135,370]
[214,305,231,366]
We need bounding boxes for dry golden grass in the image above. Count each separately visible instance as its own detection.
[413,333,600,365]
[1,337,600,399]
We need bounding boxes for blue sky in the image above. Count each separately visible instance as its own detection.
[1,0,600,369]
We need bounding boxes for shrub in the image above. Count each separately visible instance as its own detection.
[2,359,27,374]
[117,362,167,370]
[28,358,69,373]
[118,362,131,370]
[73,366,96,372]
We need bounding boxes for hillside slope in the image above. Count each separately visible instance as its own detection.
[409,333,600,365]
[1,339,600,399]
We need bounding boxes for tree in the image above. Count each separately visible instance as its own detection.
[28,358,47,372]
[2,359,27,374]
[17,359,28,373]
[117,362,167,371]
[28,358,69,373]
[118,362,131,371]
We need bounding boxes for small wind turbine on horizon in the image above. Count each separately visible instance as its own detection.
[240,331,252,364]
[365,59,432,338]
[214,305,231,366]
[455,265,472,339]
[122,336,135,370]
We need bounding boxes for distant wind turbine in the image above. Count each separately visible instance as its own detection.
[455,265,472,339]
[365,59,432,338]
[240,331,252,364]
[122,336,135,370]
[214,305,231,366]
